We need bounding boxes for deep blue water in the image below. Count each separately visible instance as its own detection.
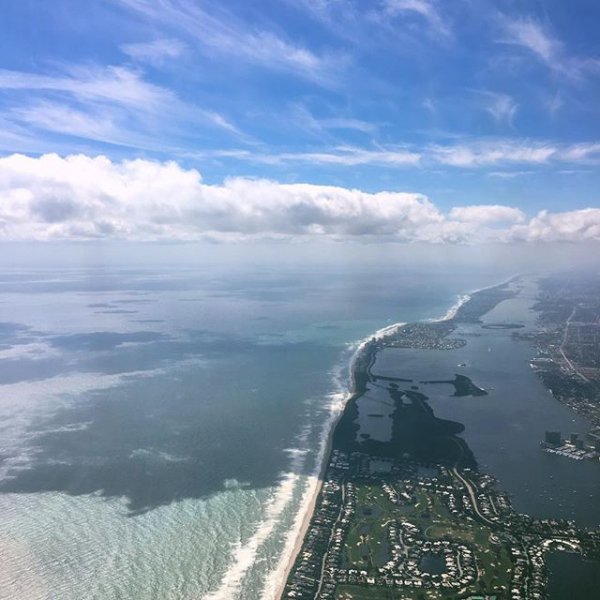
[547,552,600,600]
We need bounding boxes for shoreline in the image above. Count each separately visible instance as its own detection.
[272,275,517,599]
[428,273,520,325]
[271,361,362,600]
[272,407,340,599]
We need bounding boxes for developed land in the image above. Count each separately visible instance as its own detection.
[281,278,600,600]
[525,274,600,441]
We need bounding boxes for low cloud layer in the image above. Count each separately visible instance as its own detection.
[449,205,525,224]
[0,153,598,244]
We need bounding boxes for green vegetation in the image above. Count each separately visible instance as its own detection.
[340,481,513,597]
[345,485,396,569]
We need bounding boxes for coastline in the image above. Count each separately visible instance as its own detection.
[270,406,340,599]
[270,359,361,600]
[272,276,517,599]
[428,273,519,325]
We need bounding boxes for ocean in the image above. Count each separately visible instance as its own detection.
[4,246,591,599]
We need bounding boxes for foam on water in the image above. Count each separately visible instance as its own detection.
[203,464,305,599]
[259,363,349,600]
[0,485,274,599]
[435,293,470,322]
[202,380,347,600]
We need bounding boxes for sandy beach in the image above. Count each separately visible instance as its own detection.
[272,324,391,598]
[272,385,353,600]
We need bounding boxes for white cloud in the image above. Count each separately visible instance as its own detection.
[488,171,533,179]
[558,143,600,162]
[476,91,519,125]
[432,139,600,167]
[0,65,172,110]
[10,102,124,145]
[288,104,378,136]
[274,147,421,166]
[194,138,600,169]
[503,19,559,65]
[429,140,556,167]
[0,64,248,148]
[116,0,344,84]
[511,209,600,242]
[121,38,187,65]
[450,205,525,224]
[0,153,439,241]
[500,17,600,80]
[192,145,420,167]
[384,0,449,36]
[0,153,598,244]
[319,118,377,134]
[0,117,49,153]
[7,101,198,153]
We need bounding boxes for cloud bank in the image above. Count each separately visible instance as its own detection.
[0,153,598,244]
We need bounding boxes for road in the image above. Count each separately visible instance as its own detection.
[451,466,497,527]
[450,438,496,527]
[314,481,346,598]
[560,306,590,383]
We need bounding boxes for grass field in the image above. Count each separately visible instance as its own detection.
[344,484,397,569]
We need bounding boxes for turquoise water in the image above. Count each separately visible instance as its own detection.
[0,259,522,599]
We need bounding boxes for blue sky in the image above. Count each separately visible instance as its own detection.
[0,0,599,242]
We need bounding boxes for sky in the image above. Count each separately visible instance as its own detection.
[0,0,599,243]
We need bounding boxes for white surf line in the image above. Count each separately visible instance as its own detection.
[260,365,348,600]
[429,294,471,323]
[203,472,302,600]
[261,301,466,599]
[203,420,314,600]
[427,273,521,325]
